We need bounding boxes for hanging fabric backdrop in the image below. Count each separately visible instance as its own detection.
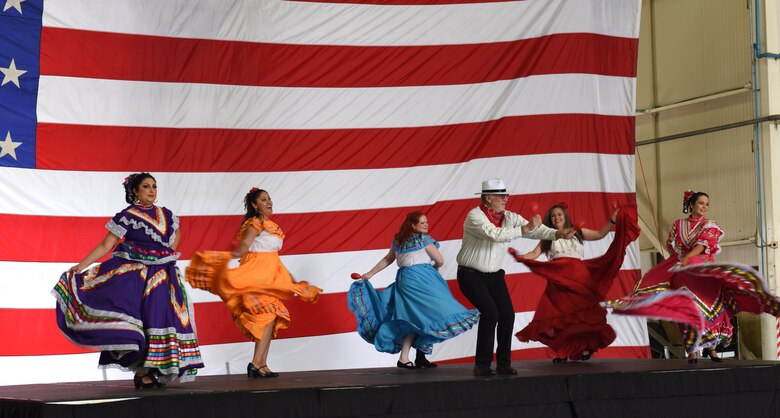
[0,0,646,385]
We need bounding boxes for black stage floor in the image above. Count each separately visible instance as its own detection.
[3,359,780,418]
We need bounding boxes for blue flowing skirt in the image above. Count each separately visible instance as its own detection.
[347,264,479,354]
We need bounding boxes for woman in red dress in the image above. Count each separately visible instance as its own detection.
[509,202,639,362]
[605,191,780,363]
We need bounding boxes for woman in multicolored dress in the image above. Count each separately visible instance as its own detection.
[605,191,780,363]
[509,202,639,362]
[52,172,203,388]
[348,211,480,369]
[185,187,322,378]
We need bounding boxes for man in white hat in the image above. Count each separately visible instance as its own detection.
[457,178,574,376]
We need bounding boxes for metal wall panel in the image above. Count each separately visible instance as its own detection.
[635,0,758,266]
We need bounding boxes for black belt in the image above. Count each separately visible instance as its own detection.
[458,265,501,275]
[458,265,489,275]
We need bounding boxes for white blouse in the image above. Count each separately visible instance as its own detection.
[396,247,433,267]
[248,230,284,252]
[547,238,584,260]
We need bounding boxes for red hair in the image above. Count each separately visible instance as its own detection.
[393,211,425,245]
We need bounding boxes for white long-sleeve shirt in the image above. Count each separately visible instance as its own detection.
[456,206,557,273]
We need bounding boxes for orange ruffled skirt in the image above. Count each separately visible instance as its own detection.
[185,251,322,341]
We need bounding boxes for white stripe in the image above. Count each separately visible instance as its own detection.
[0,313,647,386]
[42,0,641,46]
[1,239,641,308]
[37,74,635,129]
[0,154,635,216]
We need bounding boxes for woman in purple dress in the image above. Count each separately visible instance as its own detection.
[52,172,204,388]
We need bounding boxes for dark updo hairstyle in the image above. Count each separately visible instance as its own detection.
[243,187,268,222]
[682,191,709,214]
[394,211,425,246]
[539,204,583,254]
[122,172,155,204]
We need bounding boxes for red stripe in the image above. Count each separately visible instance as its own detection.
[0,193,636,262]
[40,28,636,88]
[36,115,634,172]
[0,270,639,356]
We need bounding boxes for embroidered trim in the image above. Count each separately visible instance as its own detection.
[126,206,168,236]
[142,328,203,375]
[669,218,724,258]
[179,268,199,336]
[392,233,439,254]
[144,270,168,297]
[106,220,127,238]
[117,216,175,247]
[169,275,192,328]
[112,251,180,265]
[239,217,285,240]
[53,269,145,330]
[81,263,147,291]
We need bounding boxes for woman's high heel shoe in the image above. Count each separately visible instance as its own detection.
[248,363,279,378]
[133,370,165,389]
[247,362,260,377]
[259,365,279,377]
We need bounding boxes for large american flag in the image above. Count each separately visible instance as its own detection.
[0,0,646,385]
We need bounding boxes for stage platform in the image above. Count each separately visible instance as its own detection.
[2,358,780,418]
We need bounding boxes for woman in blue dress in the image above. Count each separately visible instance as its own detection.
[348,211,479,368]
[52,172,204,388]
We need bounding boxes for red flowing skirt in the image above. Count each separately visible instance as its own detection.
[606,255,780,352]
[513,203,640,360]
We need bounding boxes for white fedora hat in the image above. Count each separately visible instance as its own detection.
[476,178,510,195]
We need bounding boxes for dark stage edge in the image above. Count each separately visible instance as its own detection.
[2,359,780,418]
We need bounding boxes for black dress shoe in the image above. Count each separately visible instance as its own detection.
[496,367,518,375]
[473,365,496,376]
[397,361,416,369]
[415,356,438,368]
[552,357,568,364]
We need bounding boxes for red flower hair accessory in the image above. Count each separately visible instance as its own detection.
[557,201,568,210]
[250,187,259,193]
[683,190,696,203]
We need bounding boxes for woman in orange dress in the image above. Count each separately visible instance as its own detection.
[185,187,322,377]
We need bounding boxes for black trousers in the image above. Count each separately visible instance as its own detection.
[457,266,515,368]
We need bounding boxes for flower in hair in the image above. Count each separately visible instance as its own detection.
[683,190,696,203]
[250,187,259,193]
[557,201,568,210]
